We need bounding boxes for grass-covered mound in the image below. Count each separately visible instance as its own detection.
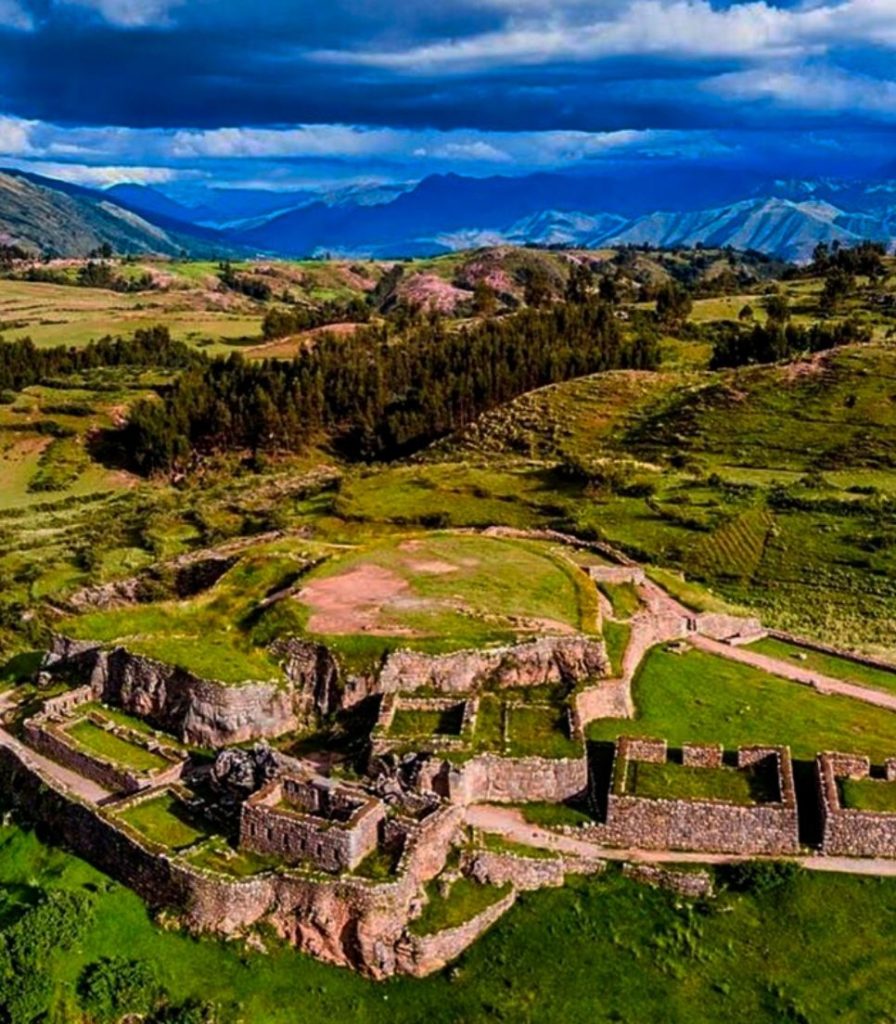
[59,531,599,685]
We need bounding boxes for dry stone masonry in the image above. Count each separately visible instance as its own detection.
[817,752,896,857]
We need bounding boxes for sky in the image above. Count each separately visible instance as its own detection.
[0,0,895,198]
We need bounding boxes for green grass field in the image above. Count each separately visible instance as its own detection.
[588,646,896,761]
[838,777,896,813]
[10,823,896,1023]
[409,878,510,936]
[624,760,777,805]
[749,636,896,696]
[117,793,209,850]
[66,719,168,772]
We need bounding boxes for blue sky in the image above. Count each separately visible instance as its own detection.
[0,0,895,195]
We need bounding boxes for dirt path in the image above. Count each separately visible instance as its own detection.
[691,635,896,713]
[0,693,110,804]
[465,804,896,877]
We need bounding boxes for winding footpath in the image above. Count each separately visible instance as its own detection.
[692,634,896,713]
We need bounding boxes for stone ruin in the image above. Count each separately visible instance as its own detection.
[591,736,800,856]
[23,686,188,796]
[240,771,386,873]
[817,751,896,857]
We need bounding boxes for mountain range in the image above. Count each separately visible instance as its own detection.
[2,164,896,262]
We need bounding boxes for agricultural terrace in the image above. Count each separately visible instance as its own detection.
[65,718,169,773]
[838,777,896,814]
[587,646,896,761]
[387,686,580,760]
[116,792,210,851]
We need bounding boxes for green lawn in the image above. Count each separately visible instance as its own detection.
[598,581,641,619]
[749,636,896,697]
[839,777,896,813]
[12,818,896,1021]
[602,620,630,675]
[587,647,896,761]
[516,801,594,828]
[390,705,465,737]
[624,760,777,805]
[507,705,580,759]
[409,878,510,936]
[117,793,209,850]
[66,719,168,773]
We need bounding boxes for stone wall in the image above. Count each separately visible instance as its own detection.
[597,741,799,855]
[770,630,896,677]
[463,848,604,891]
[818,752,896,858]
[394,888,517,978]
[441,751,589,805]
[376,636,609,696]
[695,613,765,643]
[621,863,714,899]
[0,742,469,979]
[682,743,723,768]
[572,677,632,728]
[43,636,314,747]
[589,566,646,586]
[23,718,183,795]
[240,777,385,873]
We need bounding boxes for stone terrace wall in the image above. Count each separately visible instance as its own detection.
[240,779,385,873]
[377,636,609,696]
[599,741,799,855]
[0,742,469,979]
[443,751,589,805]
[463,848,605,891]
[394,888,517,978]
[818,752,896,858]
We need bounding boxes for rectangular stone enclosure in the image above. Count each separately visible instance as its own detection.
[240,772,386,873]
[817,752,896,858]
[602,737,799,855]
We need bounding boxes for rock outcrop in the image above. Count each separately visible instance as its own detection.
[376,636,609,696]
[41,635,339,748]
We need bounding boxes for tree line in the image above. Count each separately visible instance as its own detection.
[124,300,660,472]
[709,317,873,369]
[0,326,200,394]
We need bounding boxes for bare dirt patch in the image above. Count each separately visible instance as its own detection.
[297,563,421,635]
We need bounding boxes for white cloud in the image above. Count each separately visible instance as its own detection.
[709,64,896,115]
[0,115,36,154]
[0,0,33,30]
[311,1,896,72]
[6,160,192,186]
[58,0,185,28]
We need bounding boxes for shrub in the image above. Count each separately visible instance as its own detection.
[79,956,162,1023]
[724,859,800,895]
